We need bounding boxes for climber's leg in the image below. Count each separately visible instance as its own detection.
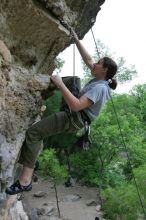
[5,111,83,195]
[17,111,73,168]
[19,167,34,186]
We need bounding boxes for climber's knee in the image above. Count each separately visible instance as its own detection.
[26,124,42,142]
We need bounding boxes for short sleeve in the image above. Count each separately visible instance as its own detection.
[83,84,104,104]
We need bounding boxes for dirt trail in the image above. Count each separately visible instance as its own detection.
[22,177,104,220]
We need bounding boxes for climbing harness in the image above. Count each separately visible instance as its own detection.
[90,26,146,218]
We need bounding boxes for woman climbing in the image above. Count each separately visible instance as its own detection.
[5,31,118,195]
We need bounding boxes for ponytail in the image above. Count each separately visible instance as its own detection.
[108,79,117,90]
[102,57,118,90]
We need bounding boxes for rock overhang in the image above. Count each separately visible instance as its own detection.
[0,0,105,73]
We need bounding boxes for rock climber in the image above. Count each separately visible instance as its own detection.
[5,30,118,195]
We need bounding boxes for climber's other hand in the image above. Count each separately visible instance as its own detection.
[50,75,63,88]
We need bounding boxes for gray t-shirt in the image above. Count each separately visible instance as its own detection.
[79,79,110,121]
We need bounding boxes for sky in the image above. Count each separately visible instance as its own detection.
[57,0,146,93]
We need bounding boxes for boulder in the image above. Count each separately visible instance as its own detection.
[86,199,97,206]
[33,191,48,198]
[62,194,81,202]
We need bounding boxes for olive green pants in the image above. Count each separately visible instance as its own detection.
[18,111,83,168]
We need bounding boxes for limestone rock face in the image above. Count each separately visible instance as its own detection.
[0,0,105,219]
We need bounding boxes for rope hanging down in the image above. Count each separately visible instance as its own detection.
[73,43,75,78]
[90,27,146,218]
[91,28,100,59]
[73,43,76,88]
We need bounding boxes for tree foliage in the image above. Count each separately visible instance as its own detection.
[38,148,68,184]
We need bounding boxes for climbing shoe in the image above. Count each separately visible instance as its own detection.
[5,180,32,195]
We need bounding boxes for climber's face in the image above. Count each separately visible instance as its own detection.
[92,59,107,80]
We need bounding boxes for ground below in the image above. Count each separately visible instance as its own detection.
[22,177,104,220]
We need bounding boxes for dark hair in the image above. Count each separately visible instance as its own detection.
[103,57,118,90]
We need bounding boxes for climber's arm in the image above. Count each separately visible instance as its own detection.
[71,31,94,70]
[51,75,92,112]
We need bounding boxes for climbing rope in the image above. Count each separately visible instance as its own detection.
[73,43,76,90]
[90,28,100,59]
[91,26,146,218]
[72,43,76,95]
[73,43,75,78]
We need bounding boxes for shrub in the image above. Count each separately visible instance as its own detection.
[38,148,68,184]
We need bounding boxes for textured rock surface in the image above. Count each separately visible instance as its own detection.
[0,0,105,219]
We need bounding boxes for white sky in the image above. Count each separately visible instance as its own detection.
[58,0,146,93]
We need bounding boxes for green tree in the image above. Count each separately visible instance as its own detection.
[38,149,68,217]
[102,164,146,220]
[131,84,146,123]
[38,148,68,183]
